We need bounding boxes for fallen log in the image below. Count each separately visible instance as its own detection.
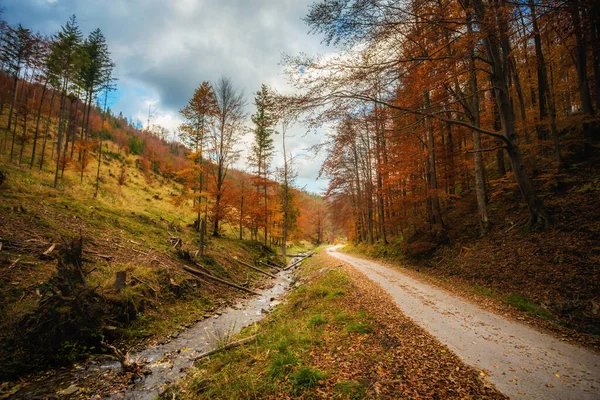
[100,341,138,373]
[266,259,284,269]
[234,258,278,279]
[193,334,257,364]
[169,236,182,249]
[287,251,314,258]
[183,265,259,295]
[258,260,282,271]
[284,252,313,271]
[8,257,21,269]
[85,251,113,261]
[284,260,302,271]
[43,243,56,256]
[186,256,213,276]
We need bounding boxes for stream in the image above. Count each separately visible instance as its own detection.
[9,257,301,400]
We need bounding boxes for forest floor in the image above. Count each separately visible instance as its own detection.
[167,250,507,399]
[0,151,292,385]
[347,155,600,347]
[329,246,600,400]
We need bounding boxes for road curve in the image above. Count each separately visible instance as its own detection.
[328,246,600,400]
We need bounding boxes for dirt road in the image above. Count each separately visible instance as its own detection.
[328,247,600,400]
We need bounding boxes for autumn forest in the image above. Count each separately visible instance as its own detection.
[0,0,599,398]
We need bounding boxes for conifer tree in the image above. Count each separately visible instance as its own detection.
[249,84,277,245]
[46,15,83,188]
[79,28,111,182]
[2,24,32,156]
[179,81,218,231]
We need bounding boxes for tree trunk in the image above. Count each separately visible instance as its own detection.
[94,88,109,198]
[30,83,47,168]
[213,162,224,237]
[5,74,19,150]
[374,103,387,244]
[39,90,56,171]
[424,91,443,226]
[61,98,75,177]
[529,0,561,167]
[18,85,31,164]
[9,72,27,161]
[239,193,244,240]
[571,0,594,115]
[264,181,268,247]
[54,78,70,188]
[466,4,490,234]
[590,0,600,110]
[472,0,550,226]
[199,219,206,256]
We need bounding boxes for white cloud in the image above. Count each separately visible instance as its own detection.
[4,0,332,191]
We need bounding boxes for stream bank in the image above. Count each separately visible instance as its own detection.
[6,254,308,400]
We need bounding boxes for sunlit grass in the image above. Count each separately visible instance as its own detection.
[168,253,378,399]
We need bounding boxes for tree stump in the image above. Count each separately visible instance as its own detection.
[114,271,127,292]
[199,219,206,256]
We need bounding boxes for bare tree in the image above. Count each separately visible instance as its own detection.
[208,77,246,236]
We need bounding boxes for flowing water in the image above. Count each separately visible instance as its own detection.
[9,258,300,400]
[109,266,294,400]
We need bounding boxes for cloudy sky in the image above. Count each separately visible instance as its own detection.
[3,0,330,192]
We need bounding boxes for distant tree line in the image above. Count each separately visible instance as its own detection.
[0,14,188,192]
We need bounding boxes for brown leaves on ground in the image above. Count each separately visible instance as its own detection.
[400,160,600,346]
[303,252,507,399]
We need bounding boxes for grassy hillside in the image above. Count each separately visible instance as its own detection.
[0,142,287,379]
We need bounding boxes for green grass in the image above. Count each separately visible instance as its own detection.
[505,293,552,320]
[334,311,352,323]
[473,284,497,298]
[291,367,327,395]
[342,240,406,262]
[312,287,330,297]
[334,380,367,399]
[169,258,369,399]
[268,352,299,378]
[346,322,374,334]
[307,314,328,328]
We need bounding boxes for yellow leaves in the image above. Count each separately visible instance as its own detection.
[185,150,205,161]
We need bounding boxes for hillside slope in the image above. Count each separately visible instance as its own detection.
[347,153,600,344]
[0,150,284,379]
